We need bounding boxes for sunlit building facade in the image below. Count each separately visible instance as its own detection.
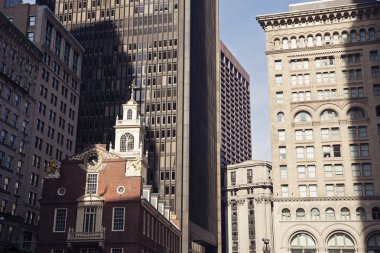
[257,0,380,252]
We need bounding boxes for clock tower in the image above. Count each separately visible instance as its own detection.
[111,86,148,181]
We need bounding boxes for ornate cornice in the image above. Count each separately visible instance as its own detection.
[257,2,380,30]
[273,196,380,202]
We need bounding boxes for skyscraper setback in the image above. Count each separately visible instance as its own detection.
[41,0,221,251]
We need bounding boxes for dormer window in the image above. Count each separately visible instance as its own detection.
[127,109,132,120]
[120,133,134,152]
[86,173,98,194]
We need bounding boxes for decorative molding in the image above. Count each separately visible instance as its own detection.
[273,196,380,202]
[69,148,121,161]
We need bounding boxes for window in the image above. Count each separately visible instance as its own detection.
[325,208,335,220]
[275,75,283,85]
[127,109,132,119]
[365,183,374,196]
[356,207,366,220]
[282,208,291,220]
[336,184,345,196]
[27,32,34,42]
[374,85,380,96]
[230,172,236,186]
[299,185,307,197]
[274,60,282,70]
[281,185,289,197]
[28,16,36,26]
[296,208,306,220]
[377,105,380,116]
[295,111,312,122]
[279,147,286,160]
[120,133,134,152]
[290,233,316,253]
[327,233,355,252]
[311,208,320,220]
[321,109,338,121]
[280,165,288,179]
[326,185,334,197]
[282,38,289,49]
[276,92,284,104]
[348,126,368,138]
[83,208,96,232]
[367,233,380,252]
[340,208,351,220]
[277,112,285,123]
[86,173,98,194]
[111,249,123,253]
[349,144,369,158]
[278,130,285,141]
[372,66,380,78]
[369,28,376,40]
[53,208,67,232]
[310,184,317,197]
[370,50,378,61]
[348,107,365,120]
[112,207,125,231]
[373,207,380,220]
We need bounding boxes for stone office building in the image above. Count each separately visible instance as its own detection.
[0,12,42,252]
[257,0,380,252]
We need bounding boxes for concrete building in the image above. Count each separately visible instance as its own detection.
[0,12,42,252]
[40,0,221,251]
[220,41,252,167]
[38,95,181,253]
[224,161,272,253]
[219,41,252,253]
[0,1,84,251]
[257,0,380,252]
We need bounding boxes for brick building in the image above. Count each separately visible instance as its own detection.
[37,95,181,253]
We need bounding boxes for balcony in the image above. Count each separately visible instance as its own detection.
[67,227,106,249]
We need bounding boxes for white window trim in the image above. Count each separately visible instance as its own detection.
[53,208,67,232]
[112,207,125,231]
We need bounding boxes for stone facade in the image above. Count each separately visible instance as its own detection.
[224,161,272,253]
[257,0,380,252]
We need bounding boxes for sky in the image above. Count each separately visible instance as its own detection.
[20,0,311,161]
[219,0,311,161]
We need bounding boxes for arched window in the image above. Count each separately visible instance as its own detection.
[369,28,376,40]
[277,112,285,123]
[347,107,365,120]
[127,109,133,119]
[359,29,366,41]
[356,207,366,220]
[351,30,357,42]
[274,38,280,49]
[321,109,338,121]
[372,207,380,220]
[299,36,305,48]
[290,233,316,253]
[326,208,335,220]
[311,208,320,220]
[376,105,380,117]
[291,37,297,48]
[295,111,312,122]
[342,31,348,43]
[296,208,306,221]
[283,38,289,49]
[120,133,134,152]
[307,35,314,47]
[282,208,291,220]
[327,233,355,253]
[340,208,351,220]
[325,33,331,45]
[367,233,380,252]
[333,32,339,44]
[316,34,322,46]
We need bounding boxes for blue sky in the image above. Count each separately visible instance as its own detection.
[219,0,311,161]
[21,0,311,161]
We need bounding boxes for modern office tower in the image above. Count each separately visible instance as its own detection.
[220,41,252,166]
[45,0,220,252]
[0,1,84,251]
[219,41,252,253]
[257,0,380,252]
[224,161,272,253]
[38,98,181,253]
[0,12,42,252]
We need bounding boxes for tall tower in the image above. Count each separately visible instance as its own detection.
[257,0,380,252]
[45,0,221,251]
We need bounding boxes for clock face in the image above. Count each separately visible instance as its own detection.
[87,154,99,167]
